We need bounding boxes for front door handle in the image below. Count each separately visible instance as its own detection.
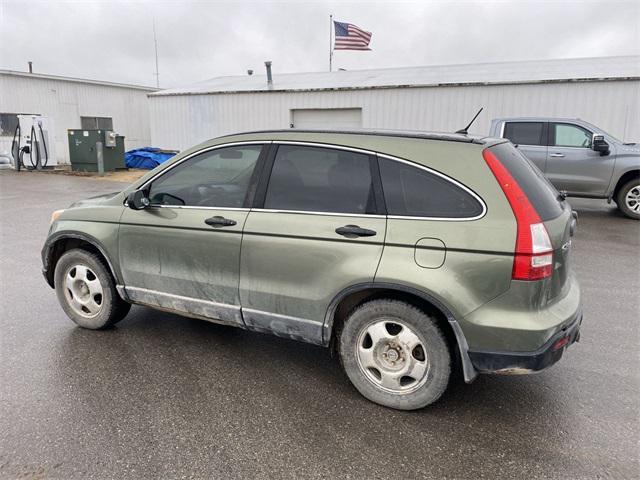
[549,153,565,158]
[335,224,377,238]
[204,216,237,227]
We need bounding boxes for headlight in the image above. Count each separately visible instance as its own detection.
[50,209,65,224]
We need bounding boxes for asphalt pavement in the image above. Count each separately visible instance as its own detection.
[1,170,638,479]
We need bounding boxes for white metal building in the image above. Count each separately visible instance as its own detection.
[149,56,640,151]
[0,70,156,164]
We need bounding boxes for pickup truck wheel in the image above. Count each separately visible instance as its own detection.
[54,249,130,329]
[339,300,450,410]
[616,179,640,220]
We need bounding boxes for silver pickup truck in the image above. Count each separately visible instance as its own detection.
[489,118,639,219]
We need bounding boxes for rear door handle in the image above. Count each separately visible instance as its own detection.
[550,153,565,158]
[335,224,377,238]
[204,216,237,227]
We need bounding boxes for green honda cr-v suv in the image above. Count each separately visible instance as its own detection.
[42,130,582,410]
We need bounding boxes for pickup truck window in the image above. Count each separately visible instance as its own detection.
[552,123,592,148]
[503,122,546,146]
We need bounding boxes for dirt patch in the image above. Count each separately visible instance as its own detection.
[35,168,148,183]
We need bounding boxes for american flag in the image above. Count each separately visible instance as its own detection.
[333,21,372,50]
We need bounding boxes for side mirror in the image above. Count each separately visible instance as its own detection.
[127,190,150,210]
[592,135,610,156]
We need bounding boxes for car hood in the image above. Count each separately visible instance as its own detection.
[68,191,121,208]
[618,143,640,154]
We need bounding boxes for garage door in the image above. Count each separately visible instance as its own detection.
[291,108,362,130]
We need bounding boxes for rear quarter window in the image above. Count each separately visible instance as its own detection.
[378,157,484,219]
[489,142,564,221]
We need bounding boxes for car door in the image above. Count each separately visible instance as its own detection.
[118,143,267,326]
[546,122,615,196]
[501,121,548,171]
[239,143,386,345]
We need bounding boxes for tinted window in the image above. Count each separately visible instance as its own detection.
[379,158,483,218]
[503,122,545,146]
[552,123,592,148]
[489,142,564,221]
[264,145,375,214]
[149,145,261,207]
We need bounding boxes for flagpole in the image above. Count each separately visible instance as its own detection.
[153,17,160,88]
[329,14,333,72]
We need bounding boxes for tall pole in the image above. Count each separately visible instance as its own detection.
[329,14,333,72]
[153,17,160,88]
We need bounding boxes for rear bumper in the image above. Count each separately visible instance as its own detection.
[468,310,582,375]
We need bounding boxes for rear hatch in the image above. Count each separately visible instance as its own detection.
[485,142,573,302]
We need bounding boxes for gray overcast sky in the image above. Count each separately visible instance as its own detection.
[1,0,638,89]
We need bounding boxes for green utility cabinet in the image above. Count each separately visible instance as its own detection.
[67,129,126,172]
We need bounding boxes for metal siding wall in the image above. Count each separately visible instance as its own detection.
[149,80,640,151]
[0,74,152,164]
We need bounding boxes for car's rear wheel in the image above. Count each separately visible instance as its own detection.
[339,299,450,410]
[616,179,640,220]
[54,249,130,329]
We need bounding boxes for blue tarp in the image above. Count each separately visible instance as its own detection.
[125,147,177,169]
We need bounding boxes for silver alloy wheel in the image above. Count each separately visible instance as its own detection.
[63,264,104,318]
[355,319,430,394]
[625,185,640,213]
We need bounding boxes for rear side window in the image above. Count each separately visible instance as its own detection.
[378,158,484,219]
[503,122,545,146]
[264,145,375,214]
[489,142,564,221]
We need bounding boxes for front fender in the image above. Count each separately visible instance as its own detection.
[41,229,122,291]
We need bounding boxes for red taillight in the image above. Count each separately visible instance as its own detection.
[483,148,553,281]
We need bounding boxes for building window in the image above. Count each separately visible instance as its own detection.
[80,116,114,130]
[0,113,35,137]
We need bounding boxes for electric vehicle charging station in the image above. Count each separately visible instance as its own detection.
[11,115,57,170]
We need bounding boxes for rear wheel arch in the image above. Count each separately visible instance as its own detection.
[323,283,478,382]
[44,233,122,294]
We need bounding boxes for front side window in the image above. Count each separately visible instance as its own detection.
[379,158,484,219]
[552,123,592,148]
[264,145,375,214]
[503,122,545,146]
[148,145,262,207]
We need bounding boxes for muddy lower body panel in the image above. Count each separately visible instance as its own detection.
[467,310,582,374]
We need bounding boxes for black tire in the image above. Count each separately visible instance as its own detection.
[339,299,451,410]
[616,178,640,220]
[54,248,130,329]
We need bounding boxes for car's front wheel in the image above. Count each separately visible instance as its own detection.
[54,249,130,329]
[616,178,640,220]
[339,299,451,410]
